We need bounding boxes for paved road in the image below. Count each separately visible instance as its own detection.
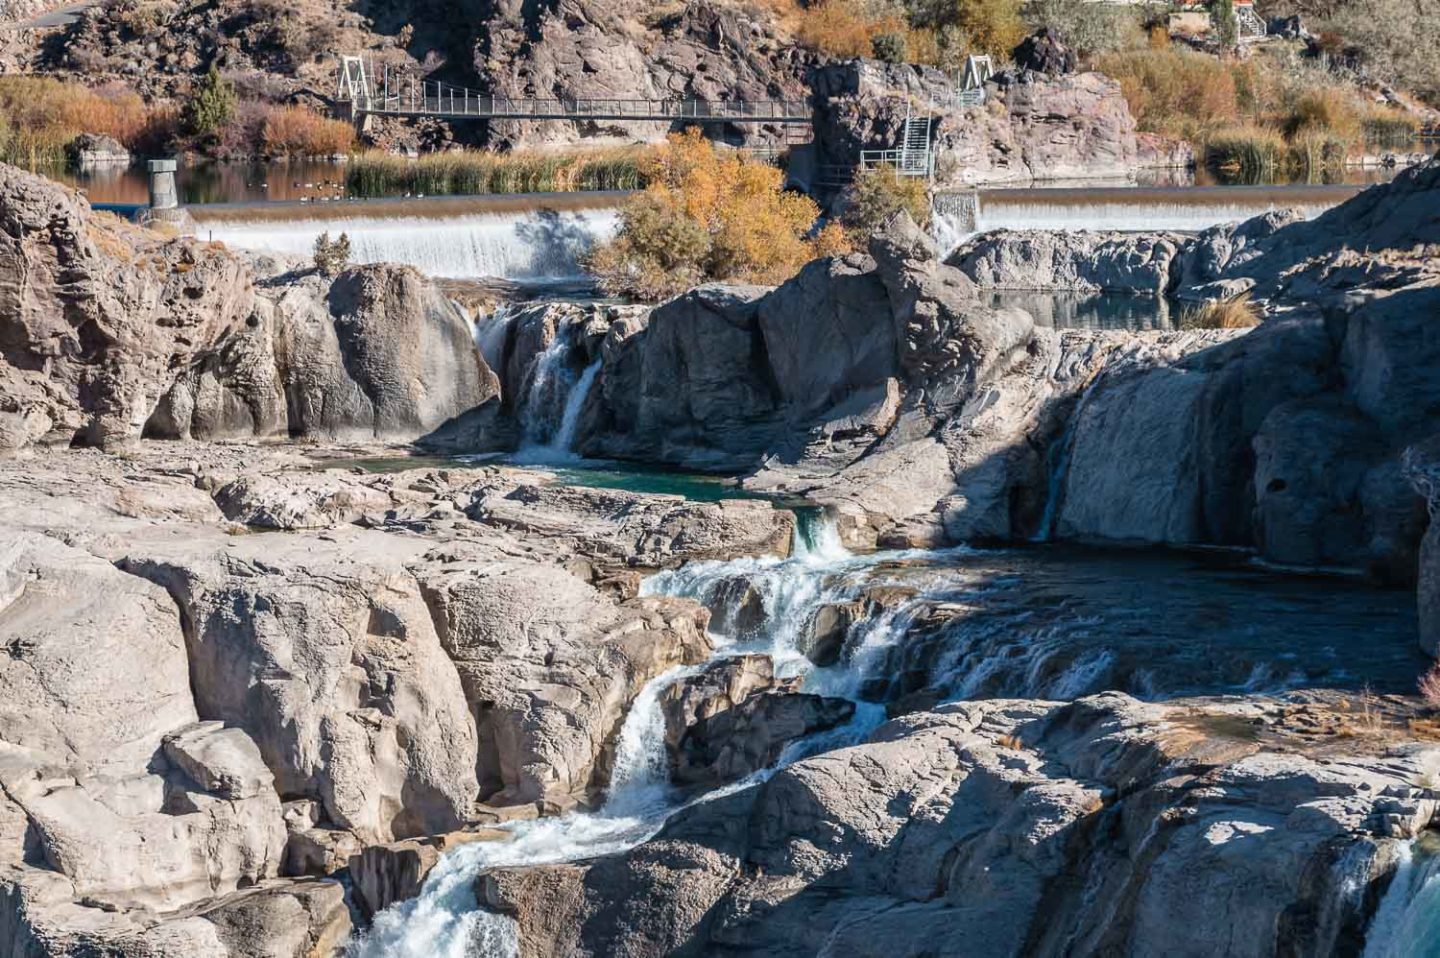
[0,0,97,30]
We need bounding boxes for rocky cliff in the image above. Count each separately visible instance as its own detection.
[812,60,1160,189]
[447,162,1440,596]
[0,165,492,452]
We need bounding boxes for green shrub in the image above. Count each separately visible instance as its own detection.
[872,31,908,63]
[183,66,236,136]
[1204,125,1286,177]
[842,166,931,235]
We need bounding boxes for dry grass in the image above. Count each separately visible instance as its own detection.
[1421,663,1440,710]
[346,146,648,197]
[1099,46,1426,178]
[260,105,355,157]
[1179,294,1261,330]
[0,77,175,166]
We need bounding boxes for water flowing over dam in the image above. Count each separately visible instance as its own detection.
[192,184,1358,283]
[191,195,622,281]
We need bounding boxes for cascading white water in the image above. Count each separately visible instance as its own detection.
[199,209,619,280]
[348,513,891,957]
[545,360,601,460]
[972,197,1341,233]
[519,332,576,447]
[347,665,698,958]
[1363,837,1440,958]
[472,304,515,376]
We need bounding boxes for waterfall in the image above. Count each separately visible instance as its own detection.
[973,189,1345,234]
[547,361,601,460]
[1363,837,1440,958]
[518,332,576,448]
[793,508,850,564]
[472,304,515,376]
[199,208,619,280]
[346,666,697,958]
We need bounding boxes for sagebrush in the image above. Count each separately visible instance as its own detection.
[585,130,850,301]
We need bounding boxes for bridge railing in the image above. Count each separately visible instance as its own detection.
[859,149,933,177]
[347,91,811,122]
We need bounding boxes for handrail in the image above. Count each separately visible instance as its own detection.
[342,89,812,123]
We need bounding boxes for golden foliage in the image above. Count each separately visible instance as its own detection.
[260,105,356,156]
[1179,294,1261,330]
[586,130,847,301]
[0,77,174,166]
[1098,46,1424,177]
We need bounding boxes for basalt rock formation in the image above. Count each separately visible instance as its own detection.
[0,164,493,452]
[810,60,1161,191]
[0,441,795,953]
[477,692,1440,957]
[453,163,1440,629]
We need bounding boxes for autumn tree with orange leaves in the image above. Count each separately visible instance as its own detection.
[586,130,849,301]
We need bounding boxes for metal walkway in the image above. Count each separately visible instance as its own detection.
[335,57,810,124]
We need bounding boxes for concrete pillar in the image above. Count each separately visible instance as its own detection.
[146,159,181,222]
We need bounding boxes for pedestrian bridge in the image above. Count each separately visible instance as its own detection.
[335,57,811,124]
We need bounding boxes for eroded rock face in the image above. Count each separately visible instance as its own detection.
[0,164,497,453]
[480,693,1440,958]
[476,0,813,149]
[660,654,854,787]
[0,441,805,952]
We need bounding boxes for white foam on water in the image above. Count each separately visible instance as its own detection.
[973,199,1339,233]
[472,304,515,375]
[1363,839,1440,958]
[203,209,619,280]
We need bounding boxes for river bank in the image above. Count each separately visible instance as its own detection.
[0,151,1436,958]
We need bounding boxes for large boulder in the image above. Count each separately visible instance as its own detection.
[660,654,854,786]
[0,163,498,452]
[120,527,480,845]
[417,558,711,808]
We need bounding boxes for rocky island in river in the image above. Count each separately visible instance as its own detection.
[0,137,1438,957]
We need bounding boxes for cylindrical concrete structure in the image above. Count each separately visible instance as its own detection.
[147,159,178,211]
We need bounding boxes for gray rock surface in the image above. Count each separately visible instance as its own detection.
[660,655,854,787]
[0,442,800,953]
[479,693,1440,958]
[0,163,496,453]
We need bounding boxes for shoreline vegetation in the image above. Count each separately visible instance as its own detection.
[344,147,648,197]
[1098,43,1422,179]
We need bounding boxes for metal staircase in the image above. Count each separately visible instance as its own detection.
[1235,3,1267,39]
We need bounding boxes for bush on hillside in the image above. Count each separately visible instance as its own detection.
[950,0,1028,59]
[585,130,849,301]
[842,167,931,235]
[872,31,909,63]
[1024,0,1146,59]
[183,66,236,136]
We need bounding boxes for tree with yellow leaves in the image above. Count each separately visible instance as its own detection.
[585,129,849,301]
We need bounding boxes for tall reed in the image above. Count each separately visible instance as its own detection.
[345,147,649,197]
